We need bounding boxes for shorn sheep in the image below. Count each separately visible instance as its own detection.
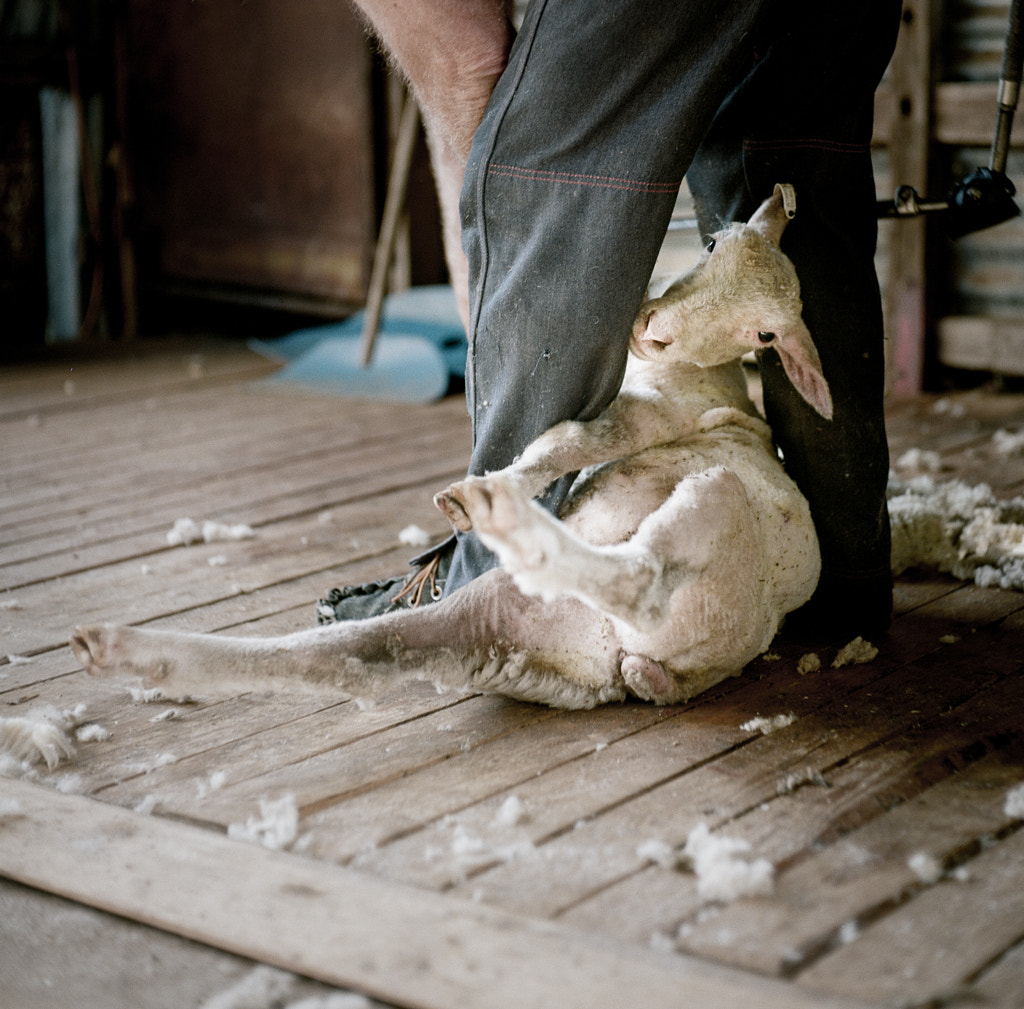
[71,185,831,710]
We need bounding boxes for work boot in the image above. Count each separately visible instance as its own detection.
[315,539,453,624]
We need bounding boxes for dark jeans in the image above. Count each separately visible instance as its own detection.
[446,0,902,627]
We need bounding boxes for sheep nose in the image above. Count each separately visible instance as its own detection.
[635,307,656,332]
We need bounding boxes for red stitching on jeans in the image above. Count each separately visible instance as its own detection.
[742,138,870,154]
[487,163,678,194]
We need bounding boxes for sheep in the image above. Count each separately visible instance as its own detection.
[70,185,830,710]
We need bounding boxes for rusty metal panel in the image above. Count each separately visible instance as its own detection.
[127,0,376,308]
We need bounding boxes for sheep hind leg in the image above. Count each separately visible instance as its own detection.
[463,468,756,629]
[460,474,676,632]
[70,570,626,709]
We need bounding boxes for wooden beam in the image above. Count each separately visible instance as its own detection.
[0,780,875,1009]
[937,315,1024,375]
[875,82,1022,148]
[883,1,935,396]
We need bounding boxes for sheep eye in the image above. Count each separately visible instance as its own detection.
[757,331,775,343]
[705,239,716,253]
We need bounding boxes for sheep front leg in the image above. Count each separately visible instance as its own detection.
[459,475,664,628]
[70,571,627,709]
[435,393,674,532]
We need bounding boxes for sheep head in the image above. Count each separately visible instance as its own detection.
[631,187,833,419]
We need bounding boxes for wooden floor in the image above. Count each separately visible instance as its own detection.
[2,338,1024,1009]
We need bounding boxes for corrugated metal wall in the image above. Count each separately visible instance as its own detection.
[657,1,1023,382]
[934,0,1024,375]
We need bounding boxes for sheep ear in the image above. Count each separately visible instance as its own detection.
[772,319,833,419]
[630,303,676,360]
[748,184,796,246]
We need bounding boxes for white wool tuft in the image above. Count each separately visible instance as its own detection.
[777,767,829,795]
[0,705,84,770]
[150,708,180,722]
[128,686,166,703]
[129,752,178,775]
[492,794,528,829]
[53,772,85,794]
[932,397,966,417]
[75,723,111,743]
[740,712,796,735]
[227,794,299,850]
[832,637,878,668]
[837,919,861,945]
[429,817,537,876]
[0,797,22,819]
[992,428,1024,456]
[796,652,821,675]
[133,794,160,815]
[637,838,679,870]
[398,524,433,547]
[196,770,228,799]
[1005,782,1024,819]
[0,717,74,769]
[203,520,256,543]
[450,824,487,858]
[0,752,34,779]
[682,822,774,902]
[167,517,256,547]
[895,447,943,473]
[286,995,373,1009]
[908,851,943,884]
[167,517,203,546]
[887,475,1024,591]
[199,965,298,1009]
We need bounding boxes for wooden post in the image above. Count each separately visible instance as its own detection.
[885,0,935,396]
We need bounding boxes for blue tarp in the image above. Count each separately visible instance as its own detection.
[249,286,467,403]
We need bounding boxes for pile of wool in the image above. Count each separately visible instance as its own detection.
[167,517,256,547]
[637,824,775,903]
[887,474,1024,590]
[681,822,774,902]
[227,794,300,851]
[0,704,100,771]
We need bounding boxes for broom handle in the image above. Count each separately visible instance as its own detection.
[992,0,1022,174]
[359,92,420,368]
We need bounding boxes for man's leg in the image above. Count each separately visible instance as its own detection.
[347,0,514,327]
[687,0,903,636]
[316,1,513,622]
[447,0,776,592]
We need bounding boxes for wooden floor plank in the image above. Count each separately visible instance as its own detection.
[0,779,875,1009]
[448,624,1023,919]
[1,394,467,564]
[0,339,276,417]
[674,744,1024,976]
[556,707,1022,951]
[795,821,1024,1003]
[95,692,539,819]
[0,430,463,590]
[299,703,669,863]
[1,388,467,518]
[2,483,457,656]
[968,938,1024,1009]
[5,343,1024,1007]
